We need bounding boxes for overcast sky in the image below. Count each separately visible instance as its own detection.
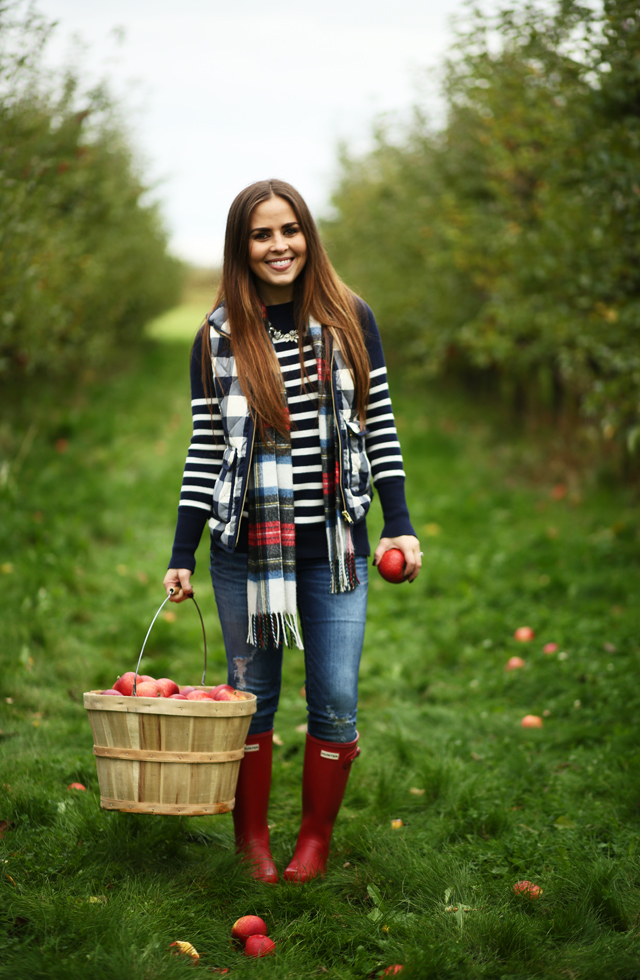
[37,0,477,265]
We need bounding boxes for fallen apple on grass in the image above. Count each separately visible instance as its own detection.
[68,783,86,791]
[231,915,268,943]
[505,657,525,671]
[513,880,543,900]
[520,715,544,728]
[169,941,199,962]
[244,936,275,958]
[377,548,406,584]
[543,642,559,654]
[382,968,404,977]
[514,626,535,642]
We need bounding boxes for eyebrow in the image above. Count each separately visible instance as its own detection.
[250,221,299,233]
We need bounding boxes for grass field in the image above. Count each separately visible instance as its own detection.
[1,303,639,979]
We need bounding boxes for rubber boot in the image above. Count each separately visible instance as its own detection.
[232,728,278,884]
[284,731,360,882]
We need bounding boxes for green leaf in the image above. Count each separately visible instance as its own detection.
[367,883,383,906]
[555,815,576,828]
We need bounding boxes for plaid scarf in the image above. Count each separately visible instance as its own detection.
[308,322,359,594]
[246,318,358,649]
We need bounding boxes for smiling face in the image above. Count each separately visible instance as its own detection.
[248,195,307,304]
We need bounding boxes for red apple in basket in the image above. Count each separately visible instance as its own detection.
[135,681,160,697]
[186,690,211,701]
[378,548,406,584]
[155,678,179,697]
[210,684,234,698]
[214,687,239,701]
[231,915,268,943]
[139,674,156,683]
[180,686,196,696]
[101,689,120,696]
[244,935,275,957]
[113,672,136,696]
[169,694,188,700]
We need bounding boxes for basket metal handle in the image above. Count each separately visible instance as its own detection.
[132,589,207,696]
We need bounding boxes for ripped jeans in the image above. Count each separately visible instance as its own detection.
[209,548,368,742]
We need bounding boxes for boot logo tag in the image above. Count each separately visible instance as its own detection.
[320,750,340,760]
[244,744,260,752]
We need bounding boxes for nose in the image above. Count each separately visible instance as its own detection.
[269,232,289,252]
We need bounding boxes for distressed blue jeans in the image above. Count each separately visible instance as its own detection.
[209,549,368,742]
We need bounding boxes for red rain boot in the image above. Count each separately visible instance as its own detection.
[284,731,360,883]
[232,728,278,884]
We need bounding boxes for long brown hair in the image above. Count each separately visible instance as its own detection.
[201,179,370,440]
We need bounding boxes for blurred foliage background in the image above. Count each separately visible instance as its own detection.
[323,0,640,471]
[0,0,184,382]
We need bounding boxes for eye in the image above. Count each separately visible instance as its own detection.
[284,226,300,236]
[252,230,270,240]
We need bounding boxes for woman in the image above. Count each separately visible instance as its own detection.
[164,179,420,884]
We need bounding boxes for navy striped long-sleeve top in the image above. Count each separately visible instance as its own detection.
[168,300,415,570]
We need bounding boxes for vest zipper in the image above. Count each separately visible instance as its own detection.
[330,344,353,525]
[235,421,257,547]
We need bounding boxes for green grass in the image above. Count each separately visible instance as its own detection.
[1,308,639,979]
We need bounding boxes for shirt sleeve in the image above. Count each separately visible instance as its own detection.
[168,327,224,571]
[358,300,417,541]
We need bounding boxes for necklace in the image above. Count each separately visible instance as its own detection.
[260,302,299,343]
[266,321,299,343]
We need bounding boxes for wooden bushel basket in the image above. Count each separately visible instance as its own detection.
[83,591,256,816]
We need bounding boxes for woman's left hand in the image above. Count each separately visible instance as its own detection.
[373,535,422,582]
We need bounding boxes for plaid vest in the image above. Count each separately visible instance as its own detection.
[207,305,373,553]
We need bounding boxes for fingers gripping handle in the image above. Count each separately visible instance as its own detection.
[132,589,208,696]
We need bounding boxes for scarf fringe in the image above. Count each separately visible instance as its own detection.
[248,611,303,651]
[328,519,359,594]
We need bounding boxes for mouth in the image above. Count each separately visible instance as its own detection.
[266,257,294,271]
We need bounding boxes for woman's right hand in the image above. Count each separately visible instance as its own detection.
[163,568,194,602]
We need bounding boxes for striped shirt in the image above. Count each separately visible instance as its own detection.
[169,300,414,569]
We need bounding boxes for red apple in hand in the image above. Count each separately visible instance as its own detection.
[155,678,179,697]
[244,936,275,957]
[378,548,406,584]
[231,915,268,943]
